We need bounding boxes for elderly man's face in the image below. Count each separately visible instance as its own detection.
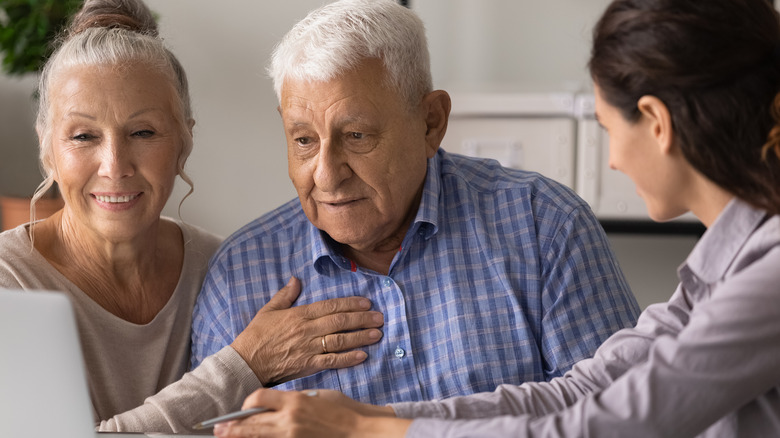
[280,58,439,254]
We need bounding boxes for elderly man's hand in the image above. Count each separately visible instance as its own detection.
[230,277,384,387]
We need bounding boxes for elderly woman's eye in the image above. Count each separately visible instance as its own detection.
[133,130,155,138]
[72,133,93,141]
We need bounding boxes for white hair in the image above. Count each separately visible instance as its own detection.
[268,0,432,108]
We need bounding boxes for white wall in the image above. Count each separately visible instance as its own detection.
[150,0,326,236]
[0,0,699,307]
[1,0,616,235]
[416,0,610,93]
[0,74,40,198]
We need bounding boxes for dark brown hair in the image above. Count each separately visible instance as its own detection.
[589,0,780,215]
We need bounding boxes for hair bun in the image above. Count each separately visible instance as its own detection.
[69,0,158,37]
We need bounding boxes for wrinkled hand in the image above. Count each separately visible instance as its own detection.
[231,277,384,387]
[213,388,407,438]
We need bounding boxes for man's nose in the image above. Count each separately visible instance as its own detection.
[312,139,351,192]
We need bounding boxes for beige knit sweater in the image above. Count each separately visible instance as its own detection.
[0,219,260,433]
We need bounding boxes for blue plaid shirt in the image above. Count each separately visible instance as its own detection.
[191,149,640,405]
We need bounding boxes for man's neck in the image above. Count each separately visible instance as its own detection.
[341,240,402,276]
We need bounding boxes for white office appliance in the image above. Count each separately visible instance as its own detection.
[446,92,577,190]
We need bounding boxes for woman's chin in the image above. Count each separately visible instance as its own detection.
[646,206,688,223]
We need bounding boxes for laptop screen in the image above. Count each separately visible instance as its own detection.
[0,289,96,438]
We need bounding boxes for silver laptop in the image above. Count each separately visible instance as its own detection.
[0,289,202,437]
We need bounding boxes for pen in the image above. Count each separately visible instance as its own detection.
[192,389,319,430]
[192,406,269,430]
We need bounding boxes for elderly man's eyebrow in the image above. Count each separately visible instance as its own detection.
[338,115,372,126]
[64,111,97,120]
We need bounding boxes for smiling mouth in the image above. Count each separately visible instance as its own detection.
[94,194,140,203]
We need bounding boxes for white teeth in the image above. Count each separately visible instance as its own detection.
[95,194,138,203]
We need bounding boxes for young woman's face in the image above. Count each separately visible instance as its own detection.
[594,85,691,222]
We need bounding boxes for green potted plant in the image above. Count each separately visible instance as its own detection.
[0,0,82,230]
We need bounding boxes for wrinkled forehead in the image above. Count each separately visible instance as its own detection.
[279,71,407,128]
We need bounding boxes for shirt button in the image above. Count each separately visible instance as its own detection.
[382,277,393,287]
[394,347,406,358]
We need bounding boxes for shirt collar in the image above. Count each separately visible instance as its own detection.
[310,226,352,275]
[411,149,442,240]
[681,198,767,284]
[309,151,444,274]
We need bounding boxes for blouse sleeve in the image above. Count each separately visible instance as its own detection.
[395,248,780,437]
[97,346,260,433]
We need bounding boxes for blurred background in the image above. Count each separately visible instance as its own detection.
[2,0,744,307]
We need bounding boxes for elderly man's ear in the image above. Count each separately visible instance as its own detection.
[422,90,451,158]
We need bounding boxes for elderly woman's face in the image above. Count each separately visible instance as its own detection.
[280,58,437,254]
[47,64,183,241]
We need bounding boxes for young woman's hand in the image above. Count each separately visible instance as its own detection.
[213,388,410,438]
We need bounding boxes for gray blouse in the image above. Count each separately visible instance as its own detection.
[393,198,780,437]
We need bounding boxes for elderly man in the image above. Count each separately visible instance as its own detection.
[192,0,639,406]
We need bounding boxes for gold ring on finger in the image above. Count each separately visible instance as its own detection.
[321,335,328,354]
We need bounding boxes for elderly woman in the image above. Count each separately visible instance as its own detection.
[216,0,780,436]
[0,0,383,433]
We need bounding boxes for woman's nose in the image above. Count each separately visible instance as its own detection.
[97,136,134,179]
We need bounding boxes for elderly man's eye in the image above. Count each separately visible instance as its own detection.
[295,137,311,146]
[350,132,364,140]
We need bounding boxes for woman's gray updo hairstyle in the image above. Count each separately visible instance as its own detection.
[33,0,195,214]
